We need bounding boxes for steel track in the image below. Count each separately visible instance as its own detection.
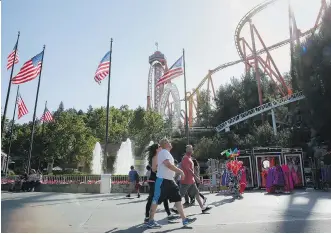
[188,0,319,98]
[215,91,305,132]
[234,0,278,62]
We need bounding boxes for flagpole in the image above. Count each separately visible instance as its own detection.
[26,45,46,174]
[104,38,113,173]
[183,49,190,145]
[1,31,20,138]
[38,101,47,170]
[4,86,20,176]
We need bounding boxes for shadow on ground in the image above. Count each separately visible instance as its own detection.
[280,191,331,232]
[1,192,54,232]
[0,192,129,232]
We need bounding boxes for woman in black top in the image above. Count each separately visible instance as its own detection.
[144,144,176,224]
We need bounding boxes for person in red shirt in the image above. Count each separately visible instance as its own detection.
[175,145,212,213]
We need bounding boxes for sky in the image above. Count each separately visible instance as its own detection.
[1,0,323,124]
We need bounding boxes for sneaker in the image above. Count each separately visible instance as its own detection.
[203,197,207,205]
[137,194,140,198]
[126,194,130,198]
[202,206,212,213]
[182,217,197,226]
[144,217,149,224]
[147,220,162,228]
[171,208,179,214]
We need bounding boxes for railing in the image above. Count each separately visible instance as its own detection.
[42,175,101,184]
[2,174,215,185]
[1,174,147,184]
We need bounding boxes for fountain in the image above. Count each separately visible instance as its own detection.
[91,142,103,174]
[141,141,155,175]
[145,141,154,165]
[114,138,135,175]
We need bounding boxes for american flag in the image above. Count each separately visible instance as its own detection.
[7,42,19,70]
[94,51,111,84]
[41,108,54,122]
[11,51,43,85]
[17,94,29,119]
[156,56,183,86]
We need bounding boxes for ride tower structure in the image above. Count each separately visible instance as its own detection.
[146,48,182,130]
[147,50,167,111]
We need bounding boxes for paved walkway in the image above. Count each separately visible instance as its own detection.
[1,190,331,233]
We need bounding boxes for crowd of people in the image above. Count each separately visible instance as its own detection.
[127,138,212,228]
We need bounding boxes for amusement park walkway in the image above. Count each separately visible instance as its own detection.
[1,190,331,233]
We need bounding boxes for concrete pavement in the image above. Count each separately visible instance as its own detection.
[1,190,331,233]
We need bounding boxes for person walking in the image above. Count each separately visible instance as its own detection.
[189,159,206,205]
[174,160,191,205]
[144,143,177,224]
[173,145,211,214]
[126,166,140,198]
[147,139,197,228]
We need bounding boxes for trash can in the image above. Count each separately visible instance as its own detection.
[100,174,112,194]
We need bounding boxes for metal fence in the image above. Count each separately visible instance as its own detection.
[2,174,210,185]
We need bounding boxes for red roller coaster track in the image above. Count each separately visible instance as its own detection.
[185,0,327,127]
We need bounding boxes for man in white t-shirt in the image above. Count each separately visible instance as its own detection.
[147,138,197,228]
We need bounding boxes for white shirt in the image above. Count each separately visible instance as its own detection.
[156,149,175,180]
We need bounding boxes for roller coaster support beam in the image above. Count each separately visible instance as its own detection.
[249,19,263,107]
[271,109,277,136]
[288,0,296,84]
[252,25,291,95]
[242,40,249,73]
[315,0,327,28]
[188,92,193,128]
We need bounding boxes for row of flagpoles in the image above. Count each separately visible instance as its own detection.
[2,32,54,175]
[2,32,190,174]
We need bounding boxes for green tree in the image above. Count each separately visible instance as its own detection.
[194,135,227,161]
[195,90,213,127]
[293,5,331,146]
[129,107,166,158]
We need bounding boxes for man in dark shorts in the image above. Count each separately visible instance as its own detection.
[147,138,197,228]
[172,145,211,213]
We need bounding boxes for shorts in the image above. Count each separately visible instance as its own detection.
[180,183,199,198]
[152,177,182,205]
[129,182,139,192]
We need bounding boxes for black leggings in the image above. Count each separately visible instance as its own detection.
[145,182,171,218]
